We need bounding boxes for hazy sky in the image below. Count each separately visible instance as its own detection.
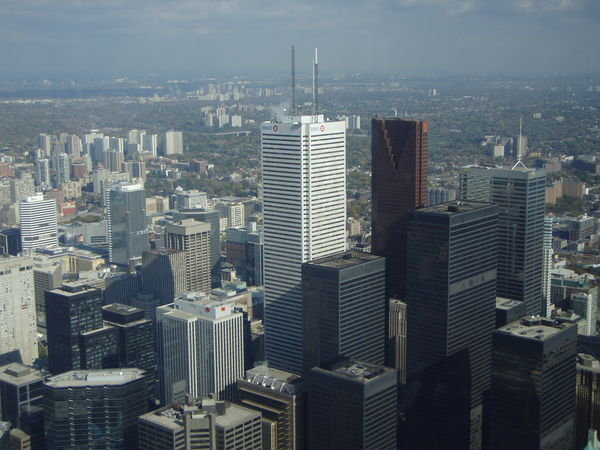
[1,0,599,78]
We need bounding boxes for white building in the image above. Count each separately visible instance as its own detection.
[0,256,38,365]
[231,115,242,128]
[157,295,244,405]
[20,194,58,251]
[542,217,554,316]
[142,134,158,157]
[164,130,183,155]
[261,114,347,374]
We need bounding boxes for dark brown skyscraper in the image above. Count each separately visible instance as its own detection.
[371,118,428,299]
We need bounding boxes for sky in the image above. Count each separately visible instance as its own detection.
[1,0,599,78]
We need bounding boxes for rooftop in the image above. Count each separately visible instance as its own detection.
[496,297,525,310]
[325,359,393,383]
[0,363,43,385]
[45,368,146,388]
[497,317,574,341]
[417,200,493,216]
[307,251,381,270]
[244,365,304,394]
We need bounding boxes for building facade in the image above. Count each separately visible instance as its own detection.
[406,201,498,449]
[19,194,58,251]
[157,295,244,405]
[459,165,546,315]
[237,365,305,450]
[107,182,149,266]
[301,251,386,375]
[165,219,211,294]
[308,358,398,449]
[371,118,428,300]
[0,256,37,366]
[261,115,347,374]
[43,369,148,449]
[142,248,187,305]
[490,318,577,449]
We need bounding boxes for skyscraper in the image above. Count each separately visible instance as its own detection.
[164,219,211,294]
[308,358,398,449]
[0,256,37,366]
[406,201,498,449]
[102,303,156,383]
[157,294,244,404]
[163,130,183,155]
[173,209,221,287]
[459,165,546,315]
[107,182,149,266]
[371,118,428,300]
[237,365,305,450]
[490,317,577,449]
[302,251,386,375]
[141,248,187,305]
[45,284,104,374]
[261,114,346,374]
[43,369,148,449]
[576,354,600,450]
[19,194,58,251]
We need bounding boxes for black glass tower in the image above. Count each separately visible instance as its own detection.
[102,303,156,384]
[45,284,104,375]
[405,201,498,449]
[301,251,386,375]
[490,317,577,450]
[308,358,398,449]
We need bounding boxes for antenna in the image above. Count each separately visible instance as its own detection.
[312,48,319,115]
[512,117,528,169]
[291,45,296,115]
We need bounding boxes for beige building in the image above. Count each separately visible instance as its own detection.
[165,219,211,294]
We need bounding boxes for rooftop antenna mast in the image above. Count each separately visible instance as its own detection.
[512,116,528,169]
[312,48,319,115]
[291,45,296,115]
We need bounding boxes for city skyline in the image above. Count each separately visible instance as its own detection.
[1,1,600,78]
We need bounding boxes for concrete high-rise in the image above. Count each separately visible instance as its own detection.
[107,182,149,266]
[261,115,346,374]
[302,251,386,375]
[164,219,211,294]
[19,194,58,251]
[308,358,398,449]
[157,294,244,404]
[44,369,148,450]
[0,256,37,366]
[459,165,546,315]
[406,201,498,449]
[173,209,221,287]
[490,318,577,449]
[371,118,428,300]
[163,130,183,155]
[138,398,262,450]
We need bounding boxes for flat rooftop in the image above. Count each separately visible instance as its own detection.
[307,251,381,270]
[496,297,525,310]
[0,363,43,385]
[417,200,493,216]
[103,303,143,317]
[245,366,303,394]
[326,359,393,383]
[497,317,574,341]
[45,369,145,387]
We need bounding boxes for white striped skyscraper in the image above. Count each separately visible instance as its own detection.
[261,114,346,374]
[156,294,244,404]
[20,194,58,250]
